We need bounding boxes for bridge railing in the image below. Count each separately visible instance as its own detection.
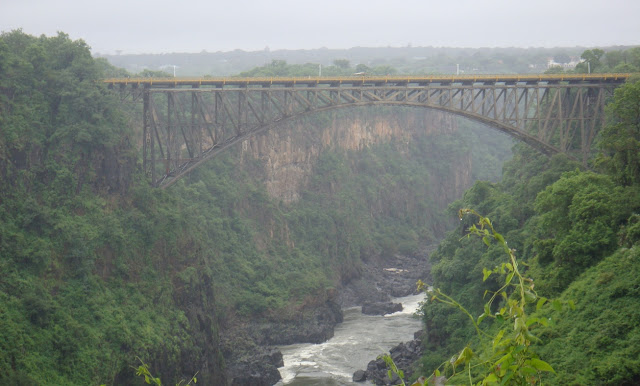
[104,73,632,88]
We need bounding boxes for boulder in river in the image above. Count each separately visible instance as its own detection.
[361,301,403,316]
[353,369,367,382]
[229,353,282,386]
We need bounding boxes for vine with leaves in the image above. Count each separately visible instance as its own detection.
[384,209,572,385]
[133,357,198,386]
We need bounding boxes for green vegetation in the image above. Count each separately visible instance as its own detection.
[134,358,198,385]
[238,58,397,77]
[421,210,564,385]
[0,30,513,384]
[4,27,637,384]
[238,47,640,78]
[598,75,640,185]
[181,108,499,315]
[535,246,640,385]
[418,72,640,384]
[105,45,639,77]
[547,47,640,74]
[0,30,225,385]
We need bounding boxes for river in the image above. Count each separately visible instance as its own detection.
[275,293,425,385]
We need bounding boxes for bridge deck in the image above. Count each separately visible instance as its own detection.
[104,73,631,88]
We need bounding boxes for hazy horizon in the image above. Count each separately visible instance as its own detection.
[2,0,639,55]
[93,44,637,57]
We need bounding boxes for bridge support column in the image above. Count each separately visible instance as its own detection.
[142,88,156,185]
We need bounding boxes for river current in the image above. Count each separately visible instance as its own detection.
[275,293,425,385]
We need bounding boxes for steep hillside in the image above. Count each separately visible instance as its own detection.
[0,30,227,385]
[0,30,514,385]
[417,77,640,385]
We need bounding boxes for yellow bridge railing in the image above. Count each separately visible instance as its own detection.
[104,73,632,88]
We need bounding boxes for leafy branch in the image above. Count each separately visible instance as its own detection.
[134,359,162,386]
[380,354,407,386]
[416,209,570,385]
[134,357,198,386]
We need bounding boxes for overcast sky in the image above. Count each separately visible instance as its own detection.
[2,0,639,54]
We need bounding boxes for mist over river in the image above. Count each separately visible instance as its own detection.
[275,293,425,385]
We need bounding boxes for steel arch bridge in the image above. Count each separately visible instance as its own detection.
[105,74,630,188]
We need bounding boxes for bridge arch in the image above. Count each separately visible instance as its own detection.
[106,74,627,187]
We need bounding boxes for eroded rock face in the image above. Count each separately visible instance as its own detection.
[223,299,343,385]
[241,108,468,206]
[228,349,282,386]
[247,300,344,346]
[169,271,228,385]
[338,247,434,308]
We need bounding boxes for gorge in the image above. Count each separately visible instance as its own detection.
[9,31,640,386]
[213,105,512,384]
[0,33,513,384]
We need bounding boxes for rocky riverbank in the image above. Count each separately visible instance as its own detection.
[339,246,433,307]
[345,248,432,385]
[353,330,425,385]
[223,247,433,385]
[222,297,343,385]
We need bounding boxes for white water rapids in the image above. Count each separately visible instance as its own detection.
[274,293,425,385]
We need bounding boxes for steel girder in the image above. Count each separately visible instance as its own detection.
[141,82,616,188]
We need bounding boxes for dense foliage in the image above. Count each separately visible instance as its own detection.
[419,75,640,384]
[0,30,514,384]
[5,28,635,385]
[0,30,226,385]
[178,107,509,317]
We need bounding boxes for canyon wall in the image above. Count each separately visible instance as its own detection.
[241,107,472,208]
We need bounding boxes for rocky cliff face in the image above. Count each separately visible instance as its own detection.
[241,107,471,208]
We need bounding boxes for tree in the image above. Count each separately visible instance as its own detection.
[598,78,640,185]
[612,62,639,73]
[604,50,626,69]
[628,47,640,68]
[575,49,604,73]
[138,69,171,77]
[544,66,565,74]
[354,63,369,73]
[332,59,350,69]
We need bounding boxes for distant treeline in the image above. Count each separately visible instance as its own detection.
[100,45,639,77]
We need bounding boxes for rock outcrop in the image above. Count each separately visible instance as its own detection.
[338,246,434,308]
[353,369,367,382]
[354,330,425,385]
[361,301,403,316]
[227,347,283,386]
[247,300,344,345]
[223,299,343,385]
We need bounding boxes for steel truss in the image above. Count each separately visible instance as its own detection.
[137,80,619,188]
